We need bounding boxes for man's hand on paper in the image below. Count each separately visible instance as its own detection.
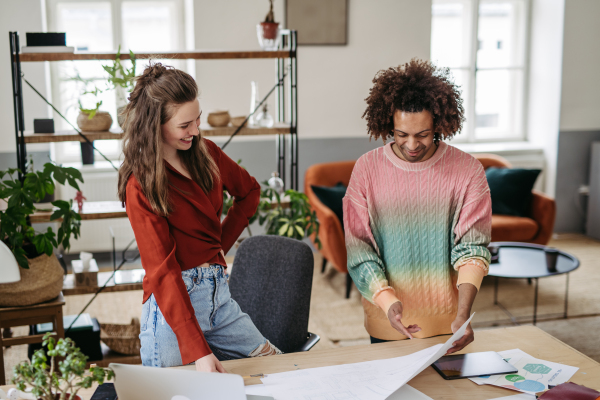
[446,314,474,354]
[195,353,227,373]
[387,301,421,339]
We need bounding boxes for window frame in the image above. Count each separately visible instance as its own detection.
[46,0,188,163]
[431,0,532,144]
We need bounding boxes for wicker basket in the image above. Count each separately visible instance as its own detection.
[100,317,141,355]
[0,253,64,307]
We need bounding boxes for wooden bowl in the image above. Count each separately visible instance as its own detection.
[207,110,231,127]
[230,116,248,127]
[76,111,113,132]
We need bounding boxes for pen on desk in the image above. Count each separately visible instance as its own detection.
[242,373,264,379]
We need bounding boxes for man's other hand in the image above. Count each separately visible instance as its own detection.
[387,301,421,339]
[446,314,474,354]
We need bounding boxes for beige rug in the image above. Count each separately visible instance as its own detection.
[4,234,600,379]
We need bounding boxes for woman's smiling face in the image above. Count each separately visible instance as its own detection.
[161,98,201,154]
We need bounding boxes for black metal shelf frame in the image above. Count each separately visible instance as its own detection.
[9,31,299,190]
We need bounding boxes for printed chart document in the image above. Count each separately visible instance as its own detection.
[469,349,579,395]
[260,314,475,400]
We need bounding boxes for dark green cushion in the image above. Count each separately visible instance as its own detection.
[311,183,347,229]
[485,167,541,217]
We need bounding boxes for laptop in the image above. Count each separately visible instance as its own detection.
[110,363,273,400]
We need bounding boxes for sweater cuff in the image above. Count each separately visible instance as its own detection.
[456,260,487,291]
[172,318,212,365]
[373,288,401,316]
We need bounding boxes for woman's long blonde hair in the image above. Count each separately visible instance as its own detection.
[117,62,218,216]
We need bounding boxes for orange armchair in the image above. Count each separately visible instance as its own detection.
[305,161,356,298]
[474,154,556,245]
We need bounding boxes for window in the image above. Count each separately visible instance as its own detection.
[431,0,529,142]
[46,0,188,163]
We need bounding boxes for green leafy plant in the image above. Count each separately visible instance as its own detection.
[78,100,103,120]
[222,171,320,246]
[102,45,137,94]
[12,333,114,400]
[258,184,320,247]
[0,164,84,268]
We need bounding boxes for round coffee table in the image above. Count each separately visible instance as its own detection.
[487,242,580,325]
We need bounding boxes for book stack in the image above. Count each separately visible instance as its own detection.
[21,32,74,53]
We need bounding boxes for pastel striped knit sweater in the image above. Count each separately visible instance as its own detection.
[343,141,492,340]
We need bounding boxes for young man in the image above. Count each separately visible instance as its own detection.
[344,59,491,354]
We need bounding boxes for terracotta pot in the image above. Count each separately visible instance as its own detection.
[207,110,231,127]
[0,253,64,306]
[260,22,280,40]
[76,111,113,132]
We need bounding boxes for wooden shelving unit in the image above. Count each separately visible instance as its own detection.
[30,197,289,223]
[18,50,290,62]
[24,129,123,143]
[10,31,299,189]
[62,268,144,296]
[9,32,299,368]
[30,201,127,223]
[23,123,291,143]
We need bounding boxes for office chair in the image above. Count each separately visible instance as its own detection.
[228,235,320,353]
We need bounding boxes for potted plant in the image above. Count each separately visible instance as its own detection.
[222,172,320,247]
[12,333,114,400]
[103,46,137,127]
[0,163,83,306]
[257,0,280,50]
[257,184,321,248]
[69,70,111,164]
[71,70,113,134]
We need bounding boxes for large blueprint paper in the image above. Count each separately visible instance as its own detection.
[245,383,433,400]
[261,314,474,400]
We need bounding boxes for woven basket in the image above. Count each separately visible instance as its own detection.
[100,317,141,355]
[0,253,64,307]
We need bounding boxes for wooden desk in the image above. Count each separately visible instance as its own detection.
[2,326,599,399]
[0,294,65,385]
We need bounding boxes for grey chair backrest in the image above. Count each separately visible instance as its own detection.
[228,235,314,353]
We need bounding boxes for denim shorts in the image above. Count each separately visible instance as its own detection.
[139,264,268,367]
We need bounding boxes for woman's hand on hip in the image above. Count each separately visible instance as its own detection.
[195,353,227,373]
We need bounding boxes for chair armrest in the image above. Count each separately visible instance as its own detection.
[297,332,320,352]
[528,189,556,245]
[305,187,348,273]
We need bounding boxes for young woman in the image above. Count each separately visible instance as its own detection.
[117,63,281,372]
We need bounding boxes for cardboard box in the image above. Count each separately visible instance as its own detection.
[72,258,99,287]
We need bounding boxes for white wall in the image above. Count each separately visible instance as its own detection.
[526,0,565,197]
[559,0,600,132]
[193,0,432,138]
[0,0,51,156]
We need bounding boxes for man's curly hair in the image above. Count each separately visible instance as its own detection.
[363,58,464,142]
